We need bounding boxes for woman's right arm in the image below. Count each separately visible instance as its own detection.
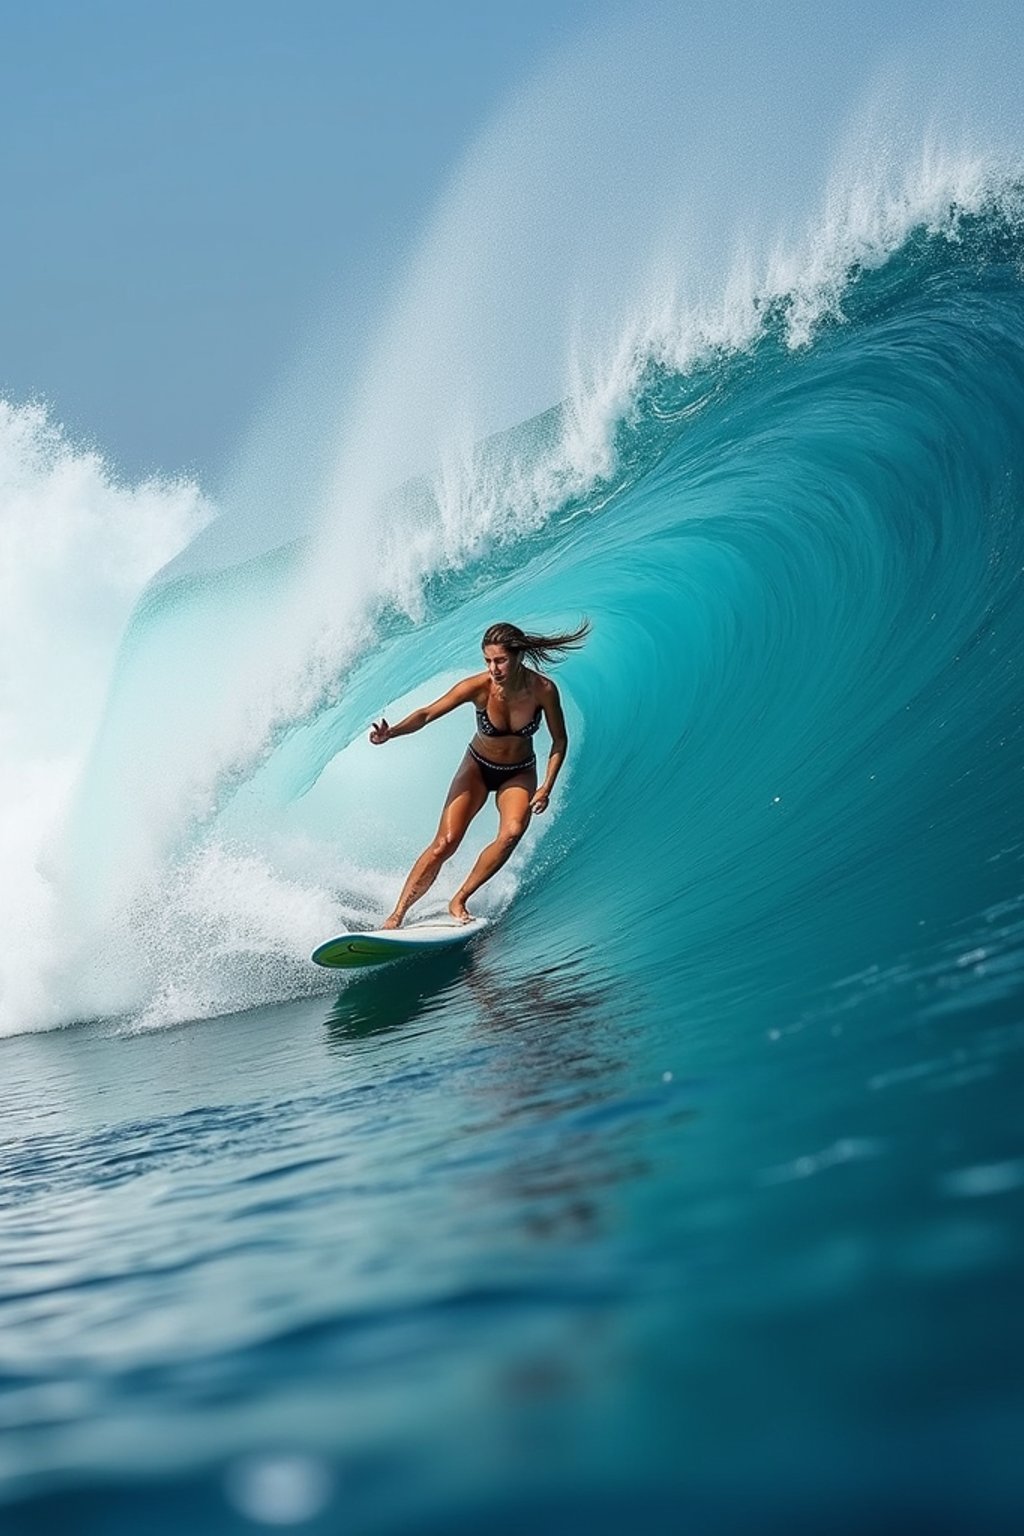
[370,674,483,744]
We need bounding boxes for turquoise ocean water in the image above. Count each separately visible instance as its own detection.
[3,189,1024,1530]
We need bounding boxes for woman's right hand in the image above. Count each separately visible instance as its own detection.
[369,718,391,745]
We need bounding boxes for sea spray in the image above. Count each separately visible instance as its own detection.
[0,400,210,1030]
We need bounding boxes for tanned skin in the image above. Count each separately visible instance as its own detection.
[369,643,567,926]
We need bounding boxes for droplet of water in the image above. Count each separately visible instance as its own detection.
[224,1454,335,1525]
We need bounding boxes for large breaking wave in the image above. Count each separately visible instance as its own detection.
[4,1,1024,1037]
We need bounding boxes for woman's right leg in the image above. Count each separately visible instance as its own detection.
[382,756,488,928]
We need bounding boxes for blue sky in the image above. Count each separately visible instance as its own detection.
[2,0,1013,494]
[0,0,605,478]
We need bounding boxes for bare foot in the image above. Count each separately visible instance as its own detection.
[381,911,404,930]
[448,897,473,925]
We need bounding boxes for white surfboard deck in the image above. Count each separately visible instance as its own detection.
[312,917,488,969]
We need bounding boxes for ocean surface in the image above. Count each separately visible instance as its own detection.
[4,172,1024,1531]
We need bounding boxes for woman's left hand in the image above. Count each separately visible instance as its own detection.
[530,788,550,815]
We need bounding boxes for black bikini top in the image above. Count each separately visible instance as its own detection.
[475,702,543,738]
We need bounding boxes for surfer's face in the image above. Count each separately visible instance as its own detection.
[483,644,517,685]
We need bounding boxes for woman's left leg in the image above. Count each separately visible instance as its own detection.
[382,755,488,928]
[449,775,535,922]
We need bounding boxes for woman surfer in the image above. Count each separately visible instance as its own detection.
[369,620,589,927]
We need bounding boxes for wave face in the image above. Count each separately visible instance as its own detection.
[4,184,1024,1533]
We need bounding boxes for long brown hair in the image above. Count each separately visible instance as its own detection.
[481,619,591,668]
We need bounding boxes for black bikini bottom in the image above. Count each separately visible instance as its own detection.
[468,743,537,793]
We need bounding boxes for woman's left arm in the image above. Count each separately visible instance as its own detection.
[532,680,568,815]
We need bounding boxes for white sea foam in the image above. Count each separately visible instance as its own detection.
[0,400,211,1032]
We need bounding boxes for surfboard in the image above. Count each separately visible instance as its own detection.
[311,917,488,969]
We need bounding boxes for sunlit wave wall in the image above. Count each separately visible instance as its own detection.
[3,1,1024,1034]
